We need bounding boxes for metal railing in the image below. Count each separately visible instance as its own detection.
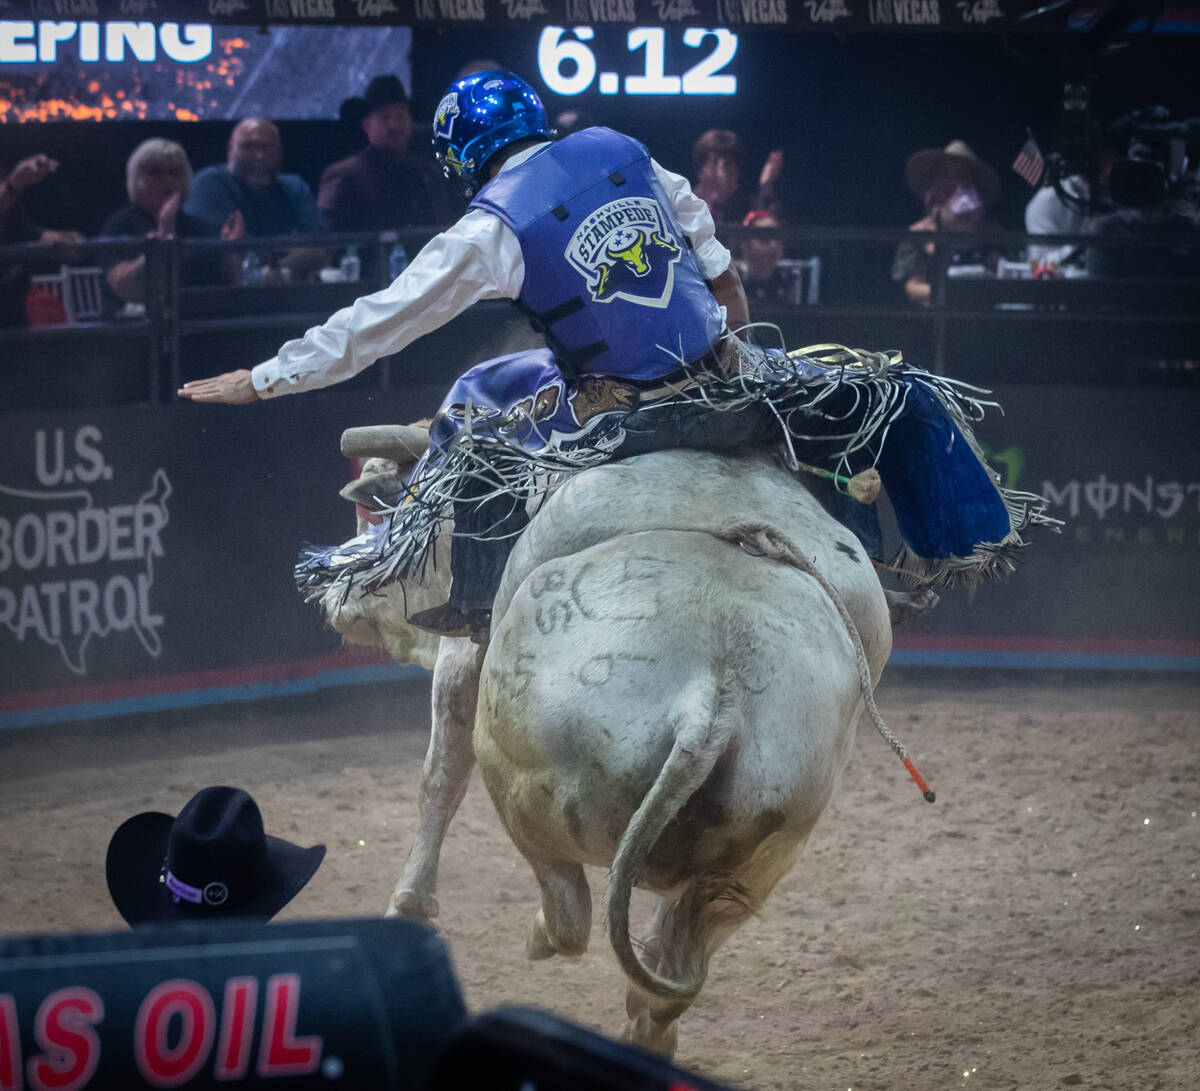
[3,224,1197,410]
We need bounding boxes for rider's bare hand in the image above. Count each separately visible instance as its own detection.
[178,370,259,404]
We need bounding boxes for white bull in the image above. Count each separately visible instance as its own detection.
[318,432,930,1054]
[470,448,894,1054]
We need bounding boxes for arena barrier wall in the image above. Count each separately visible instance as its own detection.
[0,919,735,1091]
[0,391,435,731]
[1,384,1197,729]
[0,917,466,1090]
[887,384,1200,672]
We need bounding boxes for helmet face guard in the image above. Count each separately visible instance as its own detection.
[432,70,551,197]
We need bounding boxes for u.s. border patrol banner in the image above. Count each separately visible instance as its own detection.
[0,391,444,731]
[1,384,1197,730]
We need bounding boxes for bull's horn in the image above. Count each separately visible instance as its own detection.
[339,469,405,509]
[340,424,430,463]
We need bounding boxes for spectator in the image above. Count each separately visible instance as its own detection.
[1025,174,1090,269]
[1,153,85,326]
[891,139,1003,306]
[319,75,454,231]
[100,138,243,304]
[691,129,784,225]
[1,154,83,250]
[187,118,320,237]
[105,785,325,927]
[737,209,793,307]
[187,118,324,282]
[1086,201,1200,279]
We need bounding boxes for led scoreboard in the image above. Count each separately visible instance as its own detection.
[537,26,739,97]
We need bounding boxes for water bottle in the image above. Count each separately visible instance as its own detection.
[389,240,410,281]
[240,249,262,287]
[339,245,361,283]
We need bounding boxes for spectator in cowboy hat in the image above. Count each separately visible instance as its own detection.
[891,139,1006,305]
[105,786,325,927]
[318,74,456,233]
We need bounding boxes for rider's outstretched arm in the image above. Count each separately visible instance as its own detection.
[178,213,521,405]
[178,369,259,404]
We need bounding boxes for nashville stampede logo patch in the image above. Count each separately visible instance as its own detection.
[565,197,681,308]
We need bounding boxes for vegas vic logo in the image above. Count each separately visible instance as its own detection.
[565,197,681,308]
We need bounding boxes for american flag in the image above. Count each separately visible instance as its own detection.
[1012,130,1045,188]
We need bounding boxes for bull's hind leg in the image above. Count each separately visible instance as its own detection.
[624,836,803,1057]
[623,894,667,1022]
[387,637,484,926]
[526,859,592,960]
[621,891,703,1058]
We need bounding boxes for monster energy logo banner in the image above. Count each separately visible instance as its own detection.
[565,196,681,308]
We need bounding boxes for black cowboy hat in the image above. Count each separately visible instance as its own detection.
[339,74,410,127]
[904,139,1000,208]
[105,786,325,927]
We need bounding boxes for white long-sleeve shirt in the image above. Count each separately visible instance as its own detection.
[251,144,732,398]
[1024,175,1089,264]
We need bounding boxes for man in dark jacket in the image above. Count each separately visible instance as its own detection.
[318,75,456,231]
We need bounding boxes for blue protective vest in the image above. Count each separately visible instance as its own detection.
[471,128,725,382]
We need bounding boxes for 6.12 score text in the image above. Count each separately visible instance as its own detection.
[537,26,739,96]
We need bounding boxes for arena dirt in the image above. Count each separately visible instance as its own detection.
[1,673,1197,1091]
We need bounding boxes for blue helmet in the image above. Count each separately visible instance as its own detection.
[432,70,551,197]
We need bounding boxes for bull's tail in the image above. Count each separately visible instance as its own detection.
[607,666,737,1003]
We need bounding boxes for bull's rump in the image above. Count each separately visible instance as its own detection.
[475,528,867,888]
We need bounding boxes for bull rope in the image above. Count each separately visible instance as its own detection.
[720,520,936,805]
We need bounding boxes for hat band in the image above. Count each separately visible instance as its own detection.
[165,868,234,909]
[165,869,204,904]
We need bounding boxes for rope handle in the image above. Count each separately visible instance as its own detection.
[727,522,936,806]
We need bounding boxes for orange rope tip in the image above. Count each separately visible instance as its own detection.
[903,757,936,804]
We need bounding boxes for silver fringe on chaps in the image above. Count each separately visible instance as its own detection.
[296,339,1060,605]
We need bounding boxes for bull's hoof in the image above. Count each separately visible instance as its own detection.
[526,910,557,960]
[622,1011,678,1059]
[885,587,940,627]
[386,889,439,928]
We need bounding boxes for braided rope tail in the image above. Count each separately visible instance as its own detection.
[722,521,936,805]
